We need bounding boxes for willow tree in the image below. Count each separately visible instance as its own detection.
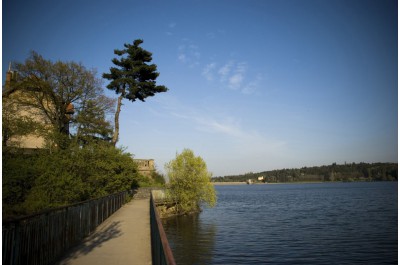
[102,39,168,146]
[165,149,217,215]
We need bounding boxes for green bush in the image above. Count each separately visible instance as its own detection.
[136,171,166,188]
[2,149,39,216]
[3,142,139,217]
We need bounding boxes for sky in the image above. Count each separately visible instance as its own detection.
[3,0,398,176]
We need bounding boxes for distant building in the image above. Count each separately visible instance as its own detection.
[133,159,155,176]
[257,176,265,181]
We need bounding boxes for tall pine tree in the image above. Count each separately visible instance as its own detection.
[103,39,168,145]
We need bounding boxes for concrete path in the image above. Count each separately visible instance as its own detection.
[56,198,152,265]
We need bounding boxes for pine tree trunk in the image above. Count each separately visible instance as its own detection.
[112,94,123,146]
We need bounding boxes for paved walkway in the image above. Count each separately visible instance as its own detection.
[56,198,152,265]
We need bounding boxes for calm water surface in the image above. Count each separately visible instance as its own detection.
[163,182,397,264]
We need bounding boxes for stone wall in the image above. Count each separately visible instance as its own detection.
[133,159,155,176]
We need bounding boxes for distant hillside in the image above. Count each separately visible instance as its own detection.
[213,162,398,183]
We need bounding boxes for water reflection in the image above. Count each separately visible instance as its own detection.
[162,213,216,265]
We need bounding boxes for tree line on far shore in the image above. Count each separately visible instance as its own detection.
[213,162,398,183]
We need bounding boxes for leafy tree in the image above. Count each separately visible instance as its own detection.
[8,51,113,148]
[74,96,115,144]
[165,149,216,215]
[103,39,168,145]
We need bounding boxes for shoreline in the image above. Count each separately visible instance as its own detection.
[211,180,394,186]
[212,182,247,185]
[212,181,332,185]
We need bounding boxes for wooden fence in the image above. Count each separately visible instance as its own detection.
[2,190,134,265]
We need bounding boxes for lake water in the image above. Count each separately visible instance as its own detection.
[162,182,397,264]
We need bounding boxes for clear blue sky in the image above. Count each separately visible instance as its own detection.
[3,0,398,176]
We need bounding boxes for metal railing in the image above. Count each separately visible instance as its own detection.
[2,190,134,265]
[150,192,176,265]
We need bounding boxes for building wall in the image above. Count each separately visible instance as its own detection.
[3,65,71,150]
[133,159,155,176]
[4,93,49,149]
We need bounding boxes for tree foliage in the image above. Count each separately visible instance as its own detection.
[6,51,114,148]
[103,39,168,145]
[165,149,216,215]
[3,142,139,218]
[75,96,114,144]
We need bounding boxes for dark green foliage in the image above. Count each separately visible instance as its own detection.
[103,39,168,145]
[2,149,39,215]
[213,162,398,183]
[3,143,139,218]
[75,97,114,143]
[103,39,168,102]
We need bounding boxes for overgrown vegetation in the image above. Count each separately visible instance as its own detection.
[213,162,398,183]
[3,143,140,218]
[133,170,166,188]
[164,149,216,216]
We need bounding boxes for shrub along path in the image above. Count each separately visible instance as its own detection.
[56,194,151,265]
